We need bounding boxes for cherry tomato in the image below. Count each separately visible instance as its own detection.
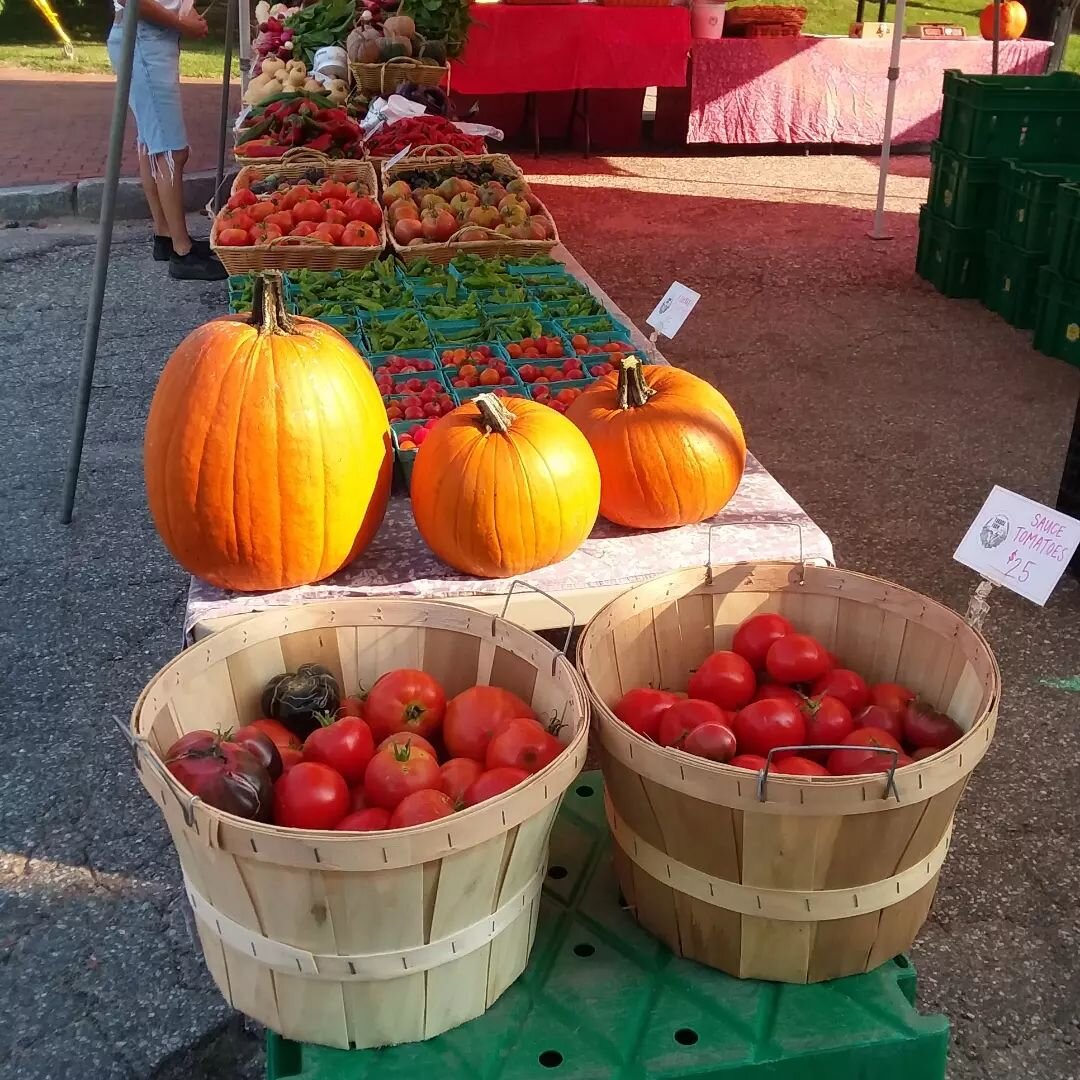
[375,733,438,760]
[463,767,530,807]
[335,807,391,831]
[165,731,273,821]
[765,634,832,685]
[826,728,903,776]
[753,683,804,706]
[389,789,456,829]
[810,669,870,714]
[231,725,283,780]
[772,755,830,777]
[444,686,535,762]
[440,757,484,804]
[302,716,375,785]
[273,762,350,829]
[658,698,732,748]
[363,742,442,810]
[903,701,963,751]
[613,688,678,740]
[687,651,756,711]
[732,699,807,757]
[247,718,301,751]
[364,669,446,743]
[852,704,904,743]
[485,718,562,774]
[682,721,737,762]
[338,695,366,719]
[801,695,854,761]
[870,682,916,716]
[732,613,794,670]
[729,754,768,770]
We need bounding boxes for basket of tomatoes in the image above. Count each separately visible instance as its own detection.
[127,599,589,1049]
[576,561,999,984]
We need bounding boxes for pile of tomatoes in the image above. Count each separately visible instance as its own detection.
[165,669,566,831]
[613,612,965,778]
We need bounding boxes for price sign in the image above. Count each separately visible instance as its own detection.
[953,485,1080,606]
[381,145,412,174]
[646,282,700,339]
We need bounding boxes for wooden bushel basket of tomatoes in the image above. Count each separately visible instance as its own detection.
[576,561,999,984]
[128,599,589,1049]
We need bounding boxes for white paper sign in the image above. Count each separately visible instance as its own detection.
[646,282,700,339]
[953,485,1080,606]
[381,145,413,174]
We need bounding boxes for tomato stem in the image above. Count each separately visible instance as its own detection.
[616,357,656,410]
[313,710,337,728]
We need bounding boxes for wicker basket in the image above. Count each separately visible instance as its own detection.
[350,56,449,96]
[128,598,590,1048]
[725,3,806,33]
[229,150,378,198]
[577,561,999,984]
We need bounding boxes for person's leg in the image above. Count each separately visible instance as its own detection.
[150,145,192,256]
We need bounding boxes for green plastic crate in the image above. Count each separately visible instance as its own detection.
[939,70,1080,161]
[1049,182,1080,282]
[997,160,1080,253]
[982,230,1046,329]
[266,773,949,1080]
[916,206,985,298]
[1034,266,1080,367]
[927,142,999,227]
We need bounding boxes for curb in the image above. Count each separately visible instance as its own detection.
[0,167,238,223]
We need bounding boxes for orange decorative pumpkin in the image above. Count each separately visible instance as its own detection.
[144,273,392,592]
[410,394,600,578]
[566,358,746,529]
[979,0,1027,39]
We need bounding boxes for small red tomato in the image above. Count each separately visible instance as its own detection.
[463,767,530,807]
[801,695,854,760]
[364,669,446,743]
[485,717,562,774]
[870,682,916,716]
[440,757,484,804]
[375,732,438,760]
[810,669,870,715]
[273,762,350,830]
[363,742,442,811]
[903,700,963,751]
[302,715,375,786]
[388,789,456,829]
[687,651,756,711]
[338,695,366,719]
[613,688,678,741]
[772,755,830,777]
[732,699,806,758]
[658,698,732,748]
[753,683,804,705]
[335,807,391,831]
[826,728,903,776]
[682,721,737,762]
[765,634,832,685]
[444,686,535,762]
[729,753,768,770]
[732,613,794,670]
[853,704,905,745]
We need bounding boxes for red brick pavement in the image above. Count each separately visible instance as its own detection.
[0,69,241,187]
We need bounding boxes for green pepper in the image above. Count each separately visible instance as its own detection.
[491,313,543,342]
[431,323,485,345]
[366,311,430,352]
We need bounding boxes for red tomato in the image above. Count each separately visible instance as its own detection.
[687,651,756,711]
[349,785,368,812]
[463,767,530,807]
[342,220,379,247]
[440,757,484,804]
[753,683,804,706]
[363,743,442,810]
[281,184,315,209]
[376,733,438,760]
[273,762,350,829]
[682,721,737,762]
[319,180,349,201]
[773,755,830,777]
[444,686,535,762]
[826,728,903,776]
[343,196,383,228]
[903,701,963,751]
[323,208,349,226]
[389,789,456,829]
[231,724,283,780]
[858,751,914,774]
[364,669,446,743]
[321,197,346,212]
[248,718,301,751]
[227,188,257,209]
[165,731,273,820]
[658,698,731,748]
[731,613,794,670]
[218,227,250,246]
[292,199,325,223]
[732,699,806,757]
[335,807,390,831]
[338,696,366,719]
[485,718,562,774]
[613,688,678,741]
[249,223,283,245]
[729,753,768,770]
[801,695,854,760]
[911,747,939,762]
[870,682,916,716]
[765,634,832,685]
[853,704,904,744]
[302,716,375,786]
[247,200,276,224]
[217,208,253,232]
[265,209,295,232]
[810,669,870,714]
[314,222,345,245]
[290,220,320,238]
[280,747,303,771]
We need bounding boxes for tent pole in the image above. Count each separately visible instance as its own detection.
[213,0,237,213]
[869,0,907,240]
[59,0,139,524]
[238,0,251,91]
[992,0,1001,74]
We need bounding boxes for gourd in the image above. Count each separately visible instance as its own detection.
[979,0,1027,38]
[566,357,746,529]
[244,72,280,105]
[383,14,416,37]
[261,665,342,739]
[302,76,323,92]
[143,273,392,593]
[410,394,601,578]
[261,55,286,78]
[378,36,413,60]
[325,78,349,105]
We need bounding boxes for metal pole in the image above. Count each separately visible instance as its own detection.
[869,0,907,240]
[59,0,139,523]
[213,0,237,213]
[238,0,251,92]
[992,0,1002,74]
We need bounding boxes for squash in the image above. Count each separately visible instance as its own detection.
[565,357,746,529]
[382,14,415,37]
[143,273,392,593]
[378,35,413,60]
[410,394,600,578]
[262,664,341,739]
[979,0,1027,38]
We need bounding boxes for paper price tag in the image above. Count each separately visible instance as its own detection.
[953,485,1080,606]
[646,282,700,339]
[381,145,413,174]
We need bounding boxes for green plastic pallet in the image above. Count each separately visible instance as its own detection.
[927,142,1000,228]
[916,205,985,299]
[997,160,1080,253]
[266,773,950,1080]
[982,230,1046,330]
[1034,266,1080,368]
[1049,182,1080,283]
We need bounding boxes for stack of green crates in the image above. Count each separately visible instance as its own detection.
[1034,182,1080,366]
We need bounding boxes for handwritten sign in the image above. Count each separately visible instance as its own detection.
[646,282,700,339]
[953,486,1080,606]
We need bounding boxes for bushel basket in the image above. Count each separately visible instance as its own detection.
[577,562,999,983]
[128,599,589,1048]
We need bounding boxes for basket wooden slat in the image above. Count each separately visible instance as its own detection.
[576,562,999,984]
[131,599,590,1048]
[350,55,449,96]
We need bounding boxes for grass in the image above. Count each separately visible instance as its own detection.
[0,38,235,79]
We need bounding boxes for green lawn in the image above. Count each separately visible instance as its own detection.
[0,39,235,78]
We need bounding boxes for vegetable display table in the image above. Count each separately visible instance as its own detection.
[184,248,832,642]
[266,773,951,1080]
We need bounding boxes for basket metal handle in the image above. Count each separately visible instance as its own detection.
[112,714,201,830]
[757,744,901,803]
[707,519,807,584]
[499,580,575,659]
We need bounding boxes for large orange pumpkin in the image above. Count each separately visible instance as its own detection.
[565,357,746,529]
[409,393,601,578]
[144,273,392,592]
[979,0,1027,39]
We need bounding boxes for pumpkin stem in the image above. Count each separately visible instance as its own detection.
[475,393,515,434]
[250,272,295,336]
[617,357,656,410]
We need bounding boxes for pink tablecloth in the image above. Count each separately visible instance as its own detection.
[688,36,1052,145]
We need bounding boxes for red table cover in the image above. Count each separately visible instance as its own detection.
[451,4,692,95]
[688,36,1052,145]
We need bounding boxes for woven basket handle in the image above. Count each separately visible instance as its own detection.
[280,147,333,165]
[379,55,418,93]
[261,234,334,249]
[413,143,468,161]
[445,225,505,244]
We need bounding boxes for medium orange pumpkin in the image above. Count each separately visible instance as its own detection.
[144,273,392,592]
[565,357,746,529]
[979,0,1027,39]
[409,393,601,578]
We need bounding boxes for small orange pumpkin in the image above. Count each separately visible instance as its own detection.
[410,393,601,578]
[144,273,392,592]
[566,357,746,529]
[979,0,1027,39]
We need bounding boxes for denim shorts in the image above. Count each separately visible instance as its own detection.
[107,21,188,165]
